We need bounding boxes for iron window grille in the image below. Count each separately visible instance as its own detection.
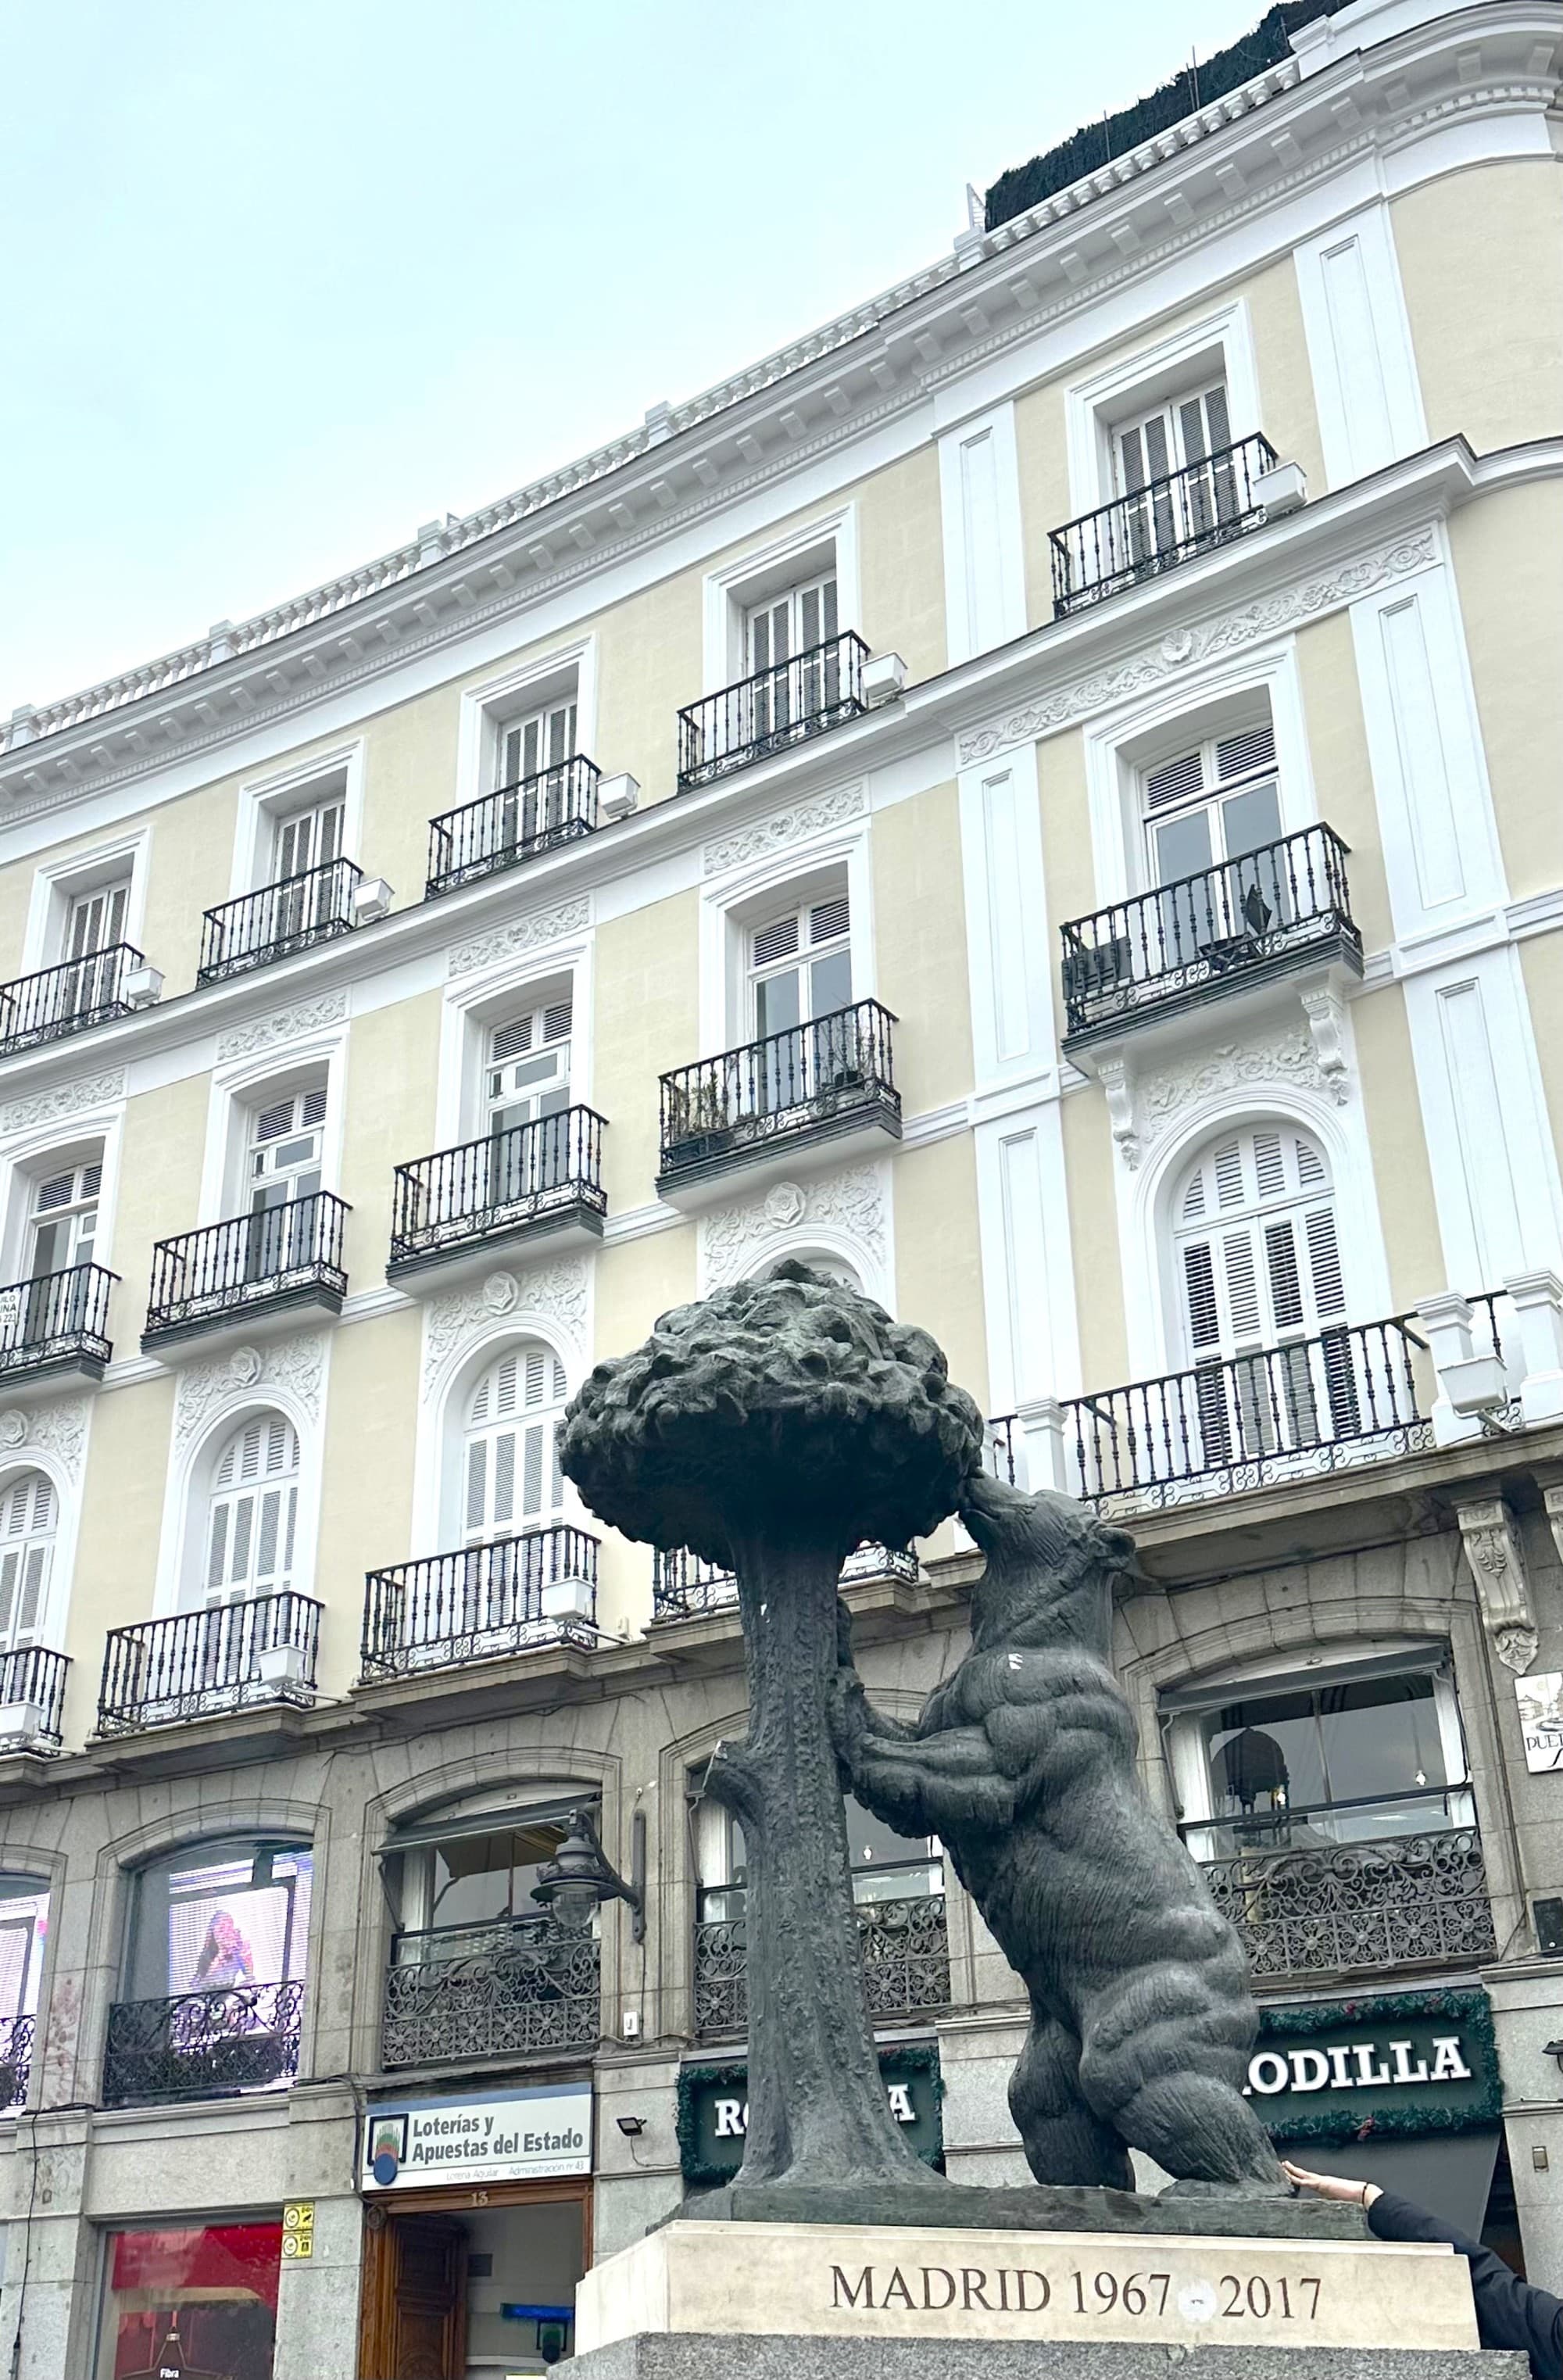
[0,1262,116,1380]
[144,1192,349,1346]
[102,1977,305,2106]
[360,1524,599,1680]
[657,999,899,1189]
[0,945,147,1055]
[197,857,362,982]
[96,1593,323,1734]
[389,1108,606,1273]
[426,756,601,897]
[1050,433,1278,616]
[677,632,867,789]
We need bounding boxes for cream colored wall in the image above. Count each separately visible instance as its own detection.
[1014,381,1071,634]
[60,1376,175,1744]
[1294,609,1393,954]
[589,1230,699,1635]
[1035,726,1093,1047]
[1350,982,1447,1312]
[592,889,700,1212]
[1395,159,1563,456]
[1519,936,1563,1227]
[103,1076,210,1354]
[891,1136,987,1414]
[357,682,464,906]
[870,782,973,1115]
[856,444,947,686]
[1060,1090,1128,1390]
[313,1308,424,1698]
[1247,255,1327,496]
[338,988,444,1290]
[1449,482,1563,903]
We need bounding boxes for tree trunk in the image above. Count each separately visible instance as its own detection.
[705,1527,941,2189]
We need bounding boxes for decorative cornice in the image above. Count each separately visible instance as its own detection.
[421,1258,590,1390]
[1457,1494,1538,1675]
[1111,1021,1336,1171]
[173,1332,328,1454]
[701,1167,889,1294]
[216,992,348,1061]
[0,1068,125,1136]
[957,528,1439,767]
[0,1397,90,1484]
[449,898,591,980]
[703,784,867,876]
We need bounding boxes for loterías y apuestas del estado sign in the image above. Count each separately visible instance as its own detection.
[1242,1989,1500,2145]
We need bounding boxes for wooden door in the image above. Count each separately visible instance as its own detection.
[369,2214,467,2380]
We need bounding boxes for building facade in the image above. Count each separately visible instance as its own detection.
[0,0,1561,2368]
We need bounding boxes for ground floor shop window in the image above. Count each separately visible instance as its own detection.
[96,2220,281,2380]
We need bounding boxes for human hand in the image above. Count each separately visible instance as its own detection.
[1282,2160,1381,2208]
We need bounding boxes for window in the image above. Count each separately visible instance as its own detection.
[65,879,128,962]
[1143,724,1281,891]
[388,1813,576,1964]
[745,571,841,738]
[0,1476,53,1652]
[749,894,851,1040]
[463,1346,567,1547]
[1114,380,1240,565]
[201,1416,299,1610]
[273,788,343,883]
[123,1836,313,2005]
[499,693,577,793]
[699,1796,940,1923]
[0,1874,48,2031]
[243,1086,326,1277]
[27,1158,99,1277]
[1174,1125,1351,1462]
[96,2222,283,2380]
[487,1000,572,1136]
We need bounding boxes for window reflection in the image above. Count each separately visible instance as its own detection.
[1200,1671,1461,1854]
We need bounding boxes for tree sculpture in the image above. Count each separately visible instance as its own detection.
[560,1261,982,2190]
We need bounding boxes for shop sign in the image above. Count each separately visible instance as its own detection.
[678,2046,942,2185]
[363,2080,592,2192]
[281,2201,314,2260]
[1246,1989,1501,2144]
[1517,1671,1563,1773]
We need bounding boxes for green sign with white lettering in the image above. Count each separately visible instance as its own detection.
[1247,1988,1500,2145]
[678,2045,942,2184]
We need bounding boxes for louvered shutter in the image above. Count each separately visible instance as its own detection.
[463,1347,567,1546]
[0,1476,53,1652]
[202,1416,299,1609]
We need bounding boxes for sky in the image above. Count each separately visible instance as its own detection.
[0,0,1270,720]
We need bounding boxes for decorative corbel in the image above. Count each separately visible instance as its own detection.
[1300,986,1351,1106]
[1097,1054,1140,1169]
[1456,1495,1538,1674]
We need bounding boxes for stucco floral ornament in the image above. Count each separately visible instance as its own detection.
[561,1262,981,2200]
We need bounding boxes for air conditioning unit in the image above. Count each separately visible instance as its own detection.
[351,877,395,925]
[542,1573,596,1623]
[122,964,164,1010]
[0,1699,48,1752]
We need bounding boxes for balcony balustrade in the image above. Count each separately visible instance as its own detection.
[143,1190,349,1350]
[381,1917,600,2069]
[360,1523,599,1681]
[1050,434,1278,617]
[97,1592,323,1734]
[388,1108,606,1281]
[693,1873,950,2038]
[1198,1821,1496,1982]
[677,631,867,789]
[0,2015,33,2110]
[102,1977,305,2106]
[198,857,362,983]
[0,1647,70,1752]
[1060,825,1361,1049]
[0,1262,116,1387]
[652,1541,917,1623]
[0,944,148,1055]
[426,757,601,897]
[657,999,900,1197]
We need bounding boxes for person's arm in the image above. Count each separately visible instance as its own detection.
[1285,2162,1562,2378]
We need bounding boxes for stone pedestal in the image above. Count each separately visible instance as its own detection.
[570,2217,1486,2363]
[564,2341,1520,2380]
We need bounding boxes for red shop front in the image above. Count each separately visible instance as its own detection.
[96,2219,282,2380]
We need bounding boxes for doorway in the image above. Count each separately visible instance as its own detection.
[359,2180,589,2380]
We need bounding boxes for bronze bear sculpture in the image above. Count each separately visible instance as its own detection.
[832,1468,1283,2194]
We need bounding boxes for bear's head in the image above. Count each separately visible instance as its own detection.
[959,1469,1139,1644]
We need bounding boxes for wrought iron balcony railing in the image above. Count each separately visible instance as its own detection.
[1199,1823,1496,1982]
[1062,1312,1434,1516]
[1060,825,1361,1046]
[658,999,899,1192]
[103,1977,305,2106]
[0,1647,70,1750]
[652,1541,917,1622]
[388,1108,606,1276]
[427,756,601,896]
[0,2014,34,2110]
[97,1592,323,1734]
[678,631,868,789]
[0,944,148,1055]
[382,1917,600,2068]
[360,1524,599,1681]
[0,1262,116,1382]
[198,857,362,983]
[694,1872,950,2038]
[1050,434,1278,617]
[144,1191,349,1347]
[985,1415,1019,1486]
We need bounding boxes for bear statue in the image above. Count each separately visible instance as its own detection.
[831,1466,1283,2196]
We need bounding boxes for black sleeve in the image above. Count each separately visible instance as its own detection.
[1368,2189,1563,2379]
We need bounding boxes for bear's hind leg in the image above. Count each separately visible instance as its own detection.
[1077,1964,1283,2192]
[1010,2011,1134,2192]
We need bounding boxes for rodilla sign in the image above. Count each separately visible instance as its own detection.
[363,2081,592,2192]
[1243,1989,1500,2144]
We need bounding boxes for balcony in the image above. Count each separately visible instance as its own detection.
[382,1917,600,2070]
[198,857,362,983]
[1050,434,1278,617]
[651,1541,917,1623]
[97,1592,324,1734]
[677,631,867,789]
[360,1524,599,1682]
[693,1876,950,2039]
[0,944,152,1057]
[1199,1821,1496,1983]
[102,1977,305,2107]
[1060,825,1361,1053]
[0,1647,70,1752]
[143,1191,349,1352]
[427,757,601,897]
[388,1108,606,1286]
[657,999,900,1203]
[0,1262,116,1395]
[0,2015,33,2110]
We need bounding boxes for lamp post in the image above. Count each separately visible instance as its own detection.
[531,1809,646,1942]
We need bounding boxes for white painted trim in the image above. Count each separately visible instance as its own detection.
[1061,298,1262,519]
[151,1344,333,1620]
[0,1416,94,1659]
[21,825,152,975]
[697,811,874,1057]
[1293,200,1428,491]
[699,505,859,693]
[196,1020,352,1226]
[410,1290,595,1562]
[956,739,1056,1093]
[0,1099,126,1287]
[231,742,366,900]
[975,1101,1081,1409]
[434,931,596,1148]
[936,402,1027,666]
[450,635,599,825]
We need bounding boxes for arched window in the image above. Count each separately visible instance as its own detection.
[1171,1124,1350,1460]
[202,1415,299,1607]
[0,1474,54,1651]
[463,1346,567,1545]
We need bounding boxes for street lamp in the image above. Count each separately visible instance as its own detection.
[531,1808,646,1942]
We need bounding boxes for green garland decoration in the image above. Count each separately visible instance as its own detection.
[676,2042,944,2189]
[985,2,1356,232]
[1255,1988,1501,2146]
